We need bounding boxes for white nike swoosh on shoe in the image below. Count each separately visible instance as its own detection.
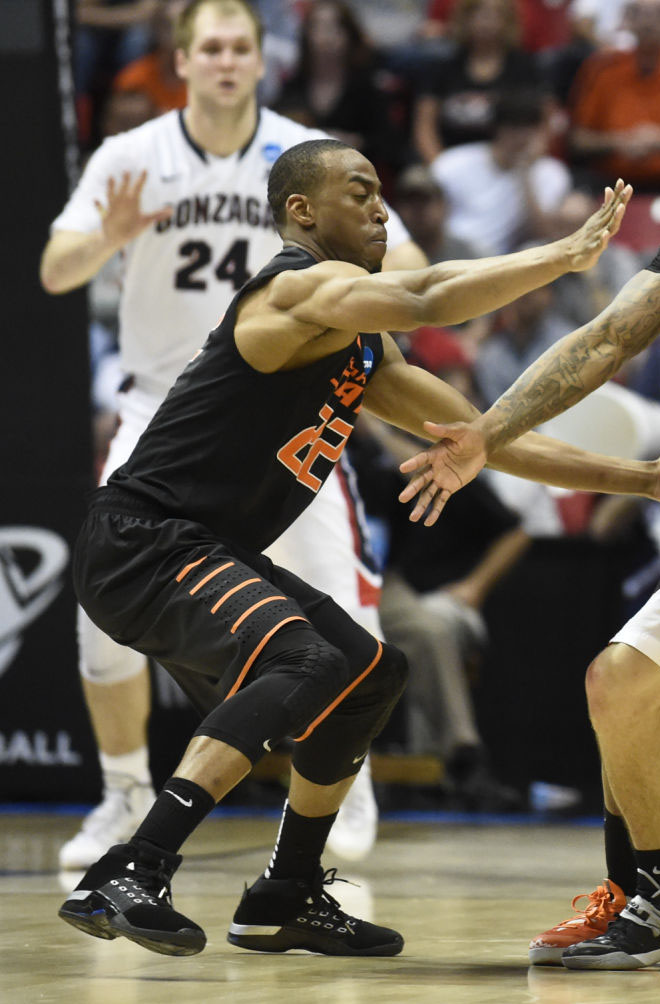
[352,752,367,764]
[165,790,193,807]
[263,739,273,752]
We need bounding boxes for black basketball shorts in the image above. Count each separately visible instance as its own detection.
[73,493,382,731]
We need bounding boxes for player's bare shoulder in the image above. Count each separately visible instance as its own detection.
[236,259,367,373]
[267,259,367,313]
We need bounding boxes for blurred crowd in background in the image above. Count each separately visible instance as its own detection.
[74,0,660,813]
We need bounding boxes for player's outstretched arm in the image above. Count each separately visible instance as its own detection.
[398,264,660,521]
[280,181,631,335]
[364,329,660,526]
[40,171,172,294]
[399,425,660,525]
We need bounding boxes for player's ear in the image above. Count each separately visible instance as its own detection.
[174,47,189,82]
[286,194,315,229]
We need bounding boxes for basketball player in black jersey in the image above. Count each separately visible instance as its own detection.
[59,139,648,960]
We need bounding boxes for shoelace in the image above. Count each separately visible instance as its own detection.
[309,868,358,921]
[566,884,617,926]
[129,858,174,905]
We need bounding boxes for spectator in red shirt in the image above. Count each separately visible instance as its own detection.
[569,0,660,190]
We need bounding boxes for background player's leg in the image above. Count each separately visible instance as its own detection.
[60,397,158,870]
[83,672,150,755]
[586,644,660,848]
[59,612,155,870]
[602,768,636,895]
[528,761,630,966]
[563,642,660,969]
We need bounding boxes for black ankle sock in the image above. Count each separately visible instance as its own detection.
[131,776,216,854]
[604,809,637,897]
[266,800,337,883]
[633,849,660,907]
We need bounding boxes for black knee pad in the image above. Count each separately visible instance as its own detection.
[194,629,352,763]
[292,641,409,786]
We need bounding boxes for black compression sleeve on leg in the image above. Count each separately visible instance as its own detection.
[292,641,408,786]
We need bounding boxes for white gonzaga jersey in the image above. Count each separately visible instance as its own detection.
[53,108,410,395]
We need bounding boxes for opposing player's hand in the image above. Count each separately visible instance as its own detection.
[561,178,632,273]
[398,420,488,525]
[95,171,173,247]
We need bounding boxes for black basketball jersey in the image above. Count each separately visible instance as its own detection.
[108,246,385,552]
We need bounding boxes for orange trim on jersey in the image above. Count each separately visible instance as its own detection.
[176,555,207,582]
[210,577,260,614]
[189,561,235,595]
[224,615,308,699]
[293,639,383,743]
[230,594,287,634]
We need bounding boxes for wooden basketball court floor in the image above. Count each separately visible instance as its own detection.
[3,807,658,1004]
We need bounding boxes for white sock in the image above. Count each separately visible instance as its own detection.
[99,748,151,789]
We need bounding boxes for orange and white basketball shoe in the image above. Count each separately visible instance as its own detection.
[529,879,627,965]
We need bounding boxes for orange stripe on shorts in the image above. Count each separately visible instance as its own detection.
[210,577,260,614]
[293,639,383,743]
[224,615,308,700]
[189,561,235,595]
[176,555,207,582]
[230,595,287,634]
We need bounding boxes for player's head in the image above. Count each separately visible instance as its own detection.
[268,140,389,273]
[174,0,264,107]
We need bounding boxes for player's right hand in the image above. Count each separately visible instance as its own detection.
[398,420,488,525]
[94,171,173,248]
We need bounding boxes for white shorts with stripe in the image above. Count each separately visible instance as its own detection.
[610,588,660,667]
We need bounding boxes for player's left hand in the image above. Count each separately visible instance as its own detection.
[398,420,488,525]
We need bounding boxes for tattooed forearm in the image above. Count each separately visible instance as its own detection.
[483,269,660,452]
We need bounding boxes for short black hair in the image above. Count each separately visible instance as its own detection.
[267,139,352,228]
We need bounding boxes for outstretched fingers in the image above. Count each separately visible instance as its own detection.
[600,179,633,231]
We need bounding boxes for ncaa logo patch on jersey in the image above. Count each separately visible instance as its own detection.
[262,143,282,164]
[362,346,374,374]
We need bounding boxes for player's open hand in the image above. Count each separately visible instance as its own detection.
[398,420,489,525]
[95,171,173,248]
[562,178,632,273]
